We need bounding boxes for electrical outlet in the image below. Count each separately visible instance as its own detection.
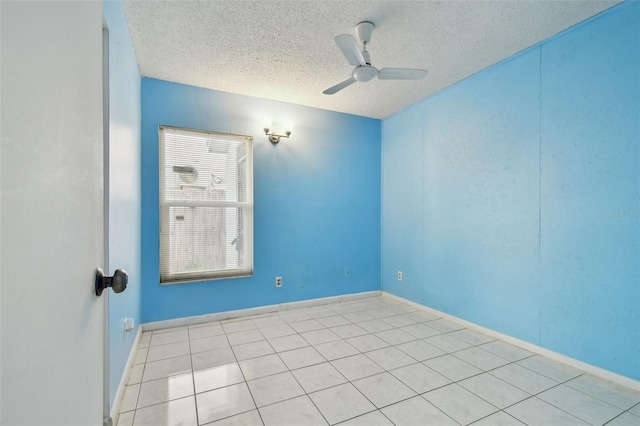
[345,267,351,278]
[123,318,134,332]
[275,276,282,287]
[397,271,403,281]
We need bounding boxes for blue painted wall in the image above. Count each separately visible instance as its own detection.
[382,2,639,380]
[141,79,381,322]
[103,0,142,406]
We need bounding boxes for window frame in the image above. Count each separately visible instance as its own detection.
[158,125,254,284]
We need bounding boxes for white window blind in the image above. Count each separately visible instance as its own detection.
[159,126,253,283]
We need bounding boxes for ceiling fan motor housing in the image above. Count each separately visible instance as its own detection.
[353,65,378,82]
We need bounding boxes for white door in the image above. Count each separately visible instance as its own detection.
[1,2,106,425]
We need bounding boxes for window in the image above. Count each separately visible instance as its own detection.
[159,126,253,283]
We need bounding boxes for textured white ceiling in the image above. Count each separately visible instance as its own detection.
[122,0,620,119]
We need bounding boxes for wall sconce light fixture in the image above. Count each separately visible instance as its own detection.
[263,127,292,144]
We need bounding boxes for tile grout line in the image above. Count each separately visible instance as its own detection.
[230,317,268,426]
[185,325,201,426]
[279,344,335,426]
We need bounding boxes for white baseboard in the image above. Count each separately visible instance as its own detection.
[110,325,142,422]
[382,291,640,392]
[142,291,382,331]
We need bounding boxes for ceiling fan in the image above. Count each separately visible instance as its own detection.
[323,21,428,95]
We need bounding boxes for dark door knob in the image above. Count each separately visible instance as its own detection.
[95,268,128,296]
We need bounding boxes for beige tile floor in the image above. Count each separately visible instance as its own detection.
[117,296,640,426]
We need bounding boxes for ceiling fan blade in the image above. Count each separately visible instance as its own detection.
[378,68,428,80]
[323,77,357,95]
[335,34,365,66]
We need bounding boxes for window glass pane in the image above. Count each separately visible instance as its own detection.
[159,126,253,283]
[162,206,247,276]
[163,129,248,203]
